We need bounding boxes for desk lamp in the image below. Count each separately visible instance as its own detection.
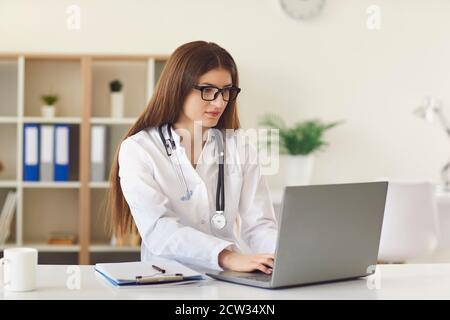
[413,96,450,192]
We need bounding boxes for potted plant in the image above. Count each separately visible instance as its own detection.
[41,94,59,118]
[110,79,124,118]
[259,114,343,186]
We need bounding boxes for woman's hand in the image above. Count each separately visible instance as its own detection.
[218,249,274,274]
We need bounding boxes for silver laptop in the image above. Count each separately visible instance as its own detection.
[206,181,388,289]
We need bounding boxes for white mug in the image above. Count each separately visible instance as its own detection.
[0,247,38,292]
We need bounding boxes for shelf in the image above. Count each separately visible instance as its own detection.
[22,181,81,188]
[24,59,81,117]
[0,123,18,180]
[0,116,18,124]
[0,180,17,188]
[0,243,80,252]
[0,243,19,250]
[0,53,170,265]
[90,117,136,125]
[89,181,110,189]
[92,60,148,118]
[24,243,80,252]
[0,59,18,117]
[89,244,140,252]
[23,188,79,249]
[23,116,81,124]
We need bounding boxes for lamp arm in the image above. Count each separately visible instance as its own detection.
[435,108,450,137]
[441,160,450,191]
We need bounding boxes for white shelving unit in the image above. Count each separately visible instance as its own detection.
[90,117,136,125]
[23,117,81,124]
[22,181,82,189]
[20,243,80,252]
[89,181,110,189]
[89,244,140,253]
[0,180,18,188]
[0,117,18,124]
[0,54,168,264]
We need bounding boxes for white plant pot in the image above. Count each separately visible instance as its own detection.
[41,105,56,118]
[111,92,124,118]
[281,154,314,186]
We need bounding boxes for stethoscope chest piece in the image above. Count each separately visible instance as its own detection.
[211,211,226,230]
[158,123,227,229]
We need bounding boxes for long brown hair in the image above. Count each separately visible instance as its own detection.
[109,41,241,238]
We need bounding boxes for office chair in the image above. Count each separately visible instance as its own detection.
[378,181,440,263]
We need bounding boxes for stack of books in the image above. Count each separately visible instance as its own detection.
[47,232,77,245]
[0,191,17,245]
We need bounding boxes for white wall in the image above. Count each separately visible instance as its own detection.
[1,0,450,186]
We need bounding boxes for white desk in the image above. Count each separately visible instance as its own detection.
[1,264,450,300]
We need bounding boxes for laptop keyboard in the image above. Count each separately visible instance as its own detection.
[236,273,272,282]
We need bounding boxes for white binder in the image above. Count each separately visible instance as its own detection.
[90,125,107,182]
[23,124,40,181]
[40,125,54,181]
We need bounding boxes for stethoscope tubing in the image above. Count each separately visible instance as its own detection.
[158,123,225,214]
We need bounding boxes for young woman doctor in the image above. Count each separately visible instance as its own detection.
[110,41,278,274]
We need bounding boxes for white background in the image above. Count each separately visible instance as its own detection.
[1,0,449,185]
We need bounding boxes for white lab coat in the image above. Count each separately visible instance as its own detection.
[118,126,278,271]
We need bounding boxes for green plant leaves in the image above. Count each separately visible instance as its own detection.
[258,113,343,155]
[41,94,59,106]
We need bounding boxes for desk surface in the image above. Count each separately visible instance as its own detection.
[1,264,450,300]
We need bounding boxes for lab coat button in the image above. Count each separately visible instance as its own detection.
[201,219,206,224]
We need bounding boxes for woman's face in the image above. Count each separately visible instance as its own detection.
[178,68,233,128]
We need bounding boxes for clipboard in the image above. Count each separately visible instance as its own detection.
[94,259,204,287]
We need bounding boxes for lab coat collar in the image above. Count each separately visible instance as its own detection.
[169,125,182,145]
[169,126,215,147]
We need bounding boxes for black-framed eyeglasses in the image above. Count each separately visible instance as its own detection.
[193,85,241,102]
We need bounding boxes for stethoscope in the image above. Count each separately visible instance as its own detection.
[157,123,227,230]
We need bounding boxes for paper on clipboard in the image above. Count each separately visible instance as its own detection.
[94,257,205,287]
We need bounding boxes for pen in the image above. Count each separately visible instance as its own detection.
[152,264,166,273]
[135,274,184,284]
